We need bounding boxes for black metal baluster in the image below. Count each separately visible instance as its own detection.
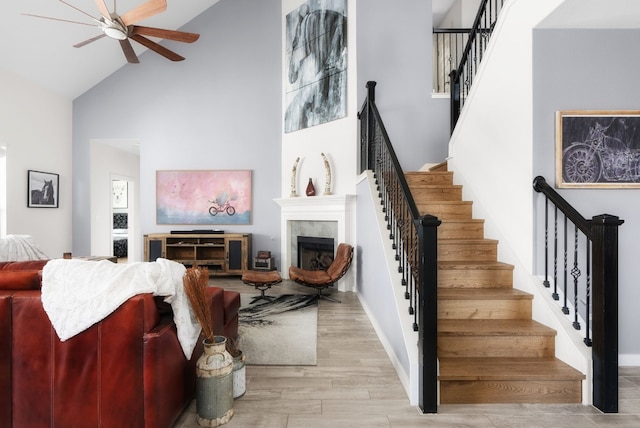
[571,226,581,330]
[563,215,569,314]
[405,215,412,303]
[553,206,559,300]
[403,206,410,289]
[399,202,407,288]
[402,219,413,300]
[411,221,418,315]
[543,196,550,288]
[390,173,397,244]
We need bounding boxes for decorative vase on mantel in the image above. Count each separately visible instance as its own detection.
[305,178,316,196]
[196,336,234,427]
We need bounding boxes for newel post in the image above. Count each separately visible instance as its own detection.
[418,214,441,414]
[365,81,377,172]
[590,213,623,413]
[449,70,460,135]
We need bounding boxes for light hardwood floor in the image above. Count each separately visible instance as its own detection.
[173,278,640,427]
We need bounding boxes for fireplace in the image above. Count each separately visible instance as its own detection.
[297,236,334,271]
[274,194,355,291]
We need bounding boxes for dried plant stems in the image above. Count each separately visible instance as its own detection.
[183,267,214,342]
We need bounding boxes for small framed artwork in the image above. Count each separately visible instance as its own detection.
[556,110,640,188]
[112,180,128,209]
[28,170,59,208]
[156,170,252,225]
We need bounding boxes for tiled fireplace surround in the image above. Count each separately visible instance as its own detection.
[275,195,355,292]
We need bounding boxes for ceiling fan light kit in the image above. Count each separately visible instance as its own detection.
[24,0,200,63]
[102,19,128,40]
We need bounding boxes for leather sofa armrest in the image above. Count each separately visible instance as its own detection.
[223,290,240,328]
[143,320,191,428]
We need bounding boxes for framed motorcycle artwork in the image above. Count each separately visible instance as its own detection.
[556,110,640,188]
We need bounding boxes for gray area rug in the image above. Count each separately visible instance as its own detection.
[237,294,318,366]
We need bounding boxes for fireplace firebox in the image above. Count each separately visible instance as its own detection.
[297,236,334,271]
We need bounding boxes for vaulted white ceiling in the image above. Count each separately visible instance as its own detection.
[0,0,218,99]
[1,1,638,100]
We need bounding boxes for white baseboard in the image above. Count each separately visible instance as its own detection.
[619,354,640,366]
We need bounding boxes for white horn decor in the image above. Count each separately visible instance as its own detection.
[321,153,332,195]
[290,157,301,197]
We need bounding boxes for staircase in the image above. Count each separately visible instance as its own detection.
[406,164,585,404]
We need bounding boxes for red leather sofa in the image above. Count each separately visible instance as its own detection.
[0,260,240,428]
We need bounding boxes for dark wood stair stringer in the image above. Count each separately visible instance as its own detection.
[406,167,585,404]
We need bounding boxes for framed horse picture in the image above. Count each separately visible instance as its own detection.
[28,170,59,208]
[284,0,347,133]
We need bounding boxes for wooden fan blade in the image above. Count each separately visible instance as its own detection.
[120,0,167,26]
[120,39,140,63]
[130,34,184,61]
[21,13,95,27]
[74,33,107,48]
[132,26,199,43]
[94,0,110,18]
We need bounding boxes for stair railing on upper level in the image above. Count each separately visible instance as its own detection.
[432,28,470,94]
[359,81,440,414]
[449,0,505,133]
[533,176,622,413]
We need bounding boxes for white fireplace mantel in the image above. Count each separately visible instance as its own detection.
[274,194,356,291]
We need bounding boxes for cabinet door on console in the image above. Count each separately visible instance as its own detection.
[226,238,244,273]
[145,236,165,261]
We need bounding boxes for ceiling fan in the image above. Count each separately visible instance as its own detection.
[23,0,200,63]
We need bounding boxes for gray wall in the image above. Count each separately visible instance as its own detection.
[533,28,640,357]
[353,1,451,402]
[355,174,414,399]
[356,0,450,171]
[73,0,282,263]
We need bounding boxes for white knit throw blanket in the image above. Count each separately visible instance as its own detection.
[41,258,201,359]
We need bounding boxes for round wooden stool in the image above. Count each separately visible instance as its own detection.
[241,270,282,303]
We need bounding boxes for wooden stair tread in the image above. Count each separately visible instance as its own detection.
[409,183,461,188]
[440,219,484,224]
[411,186,463,202]
[438,288,533,300]
[439,358,585,381]
[417,200,472,206]
[405,172,453,186]
[427,161,448,172]
[405,171,452,177]
[438,261,514,270]
[437,220,485,239]
[438,319,557,336]
[438,357,585,381]
[439,238,498,244]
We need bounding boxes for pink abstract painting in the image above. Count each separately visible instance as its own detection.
[156,170,252,224]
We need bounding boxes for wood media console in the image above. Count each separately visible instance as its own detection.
[144,232,251,276]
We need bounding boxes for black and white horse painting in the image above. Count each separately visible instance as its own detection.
[285,0,347,133]
[28,170,58,207]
